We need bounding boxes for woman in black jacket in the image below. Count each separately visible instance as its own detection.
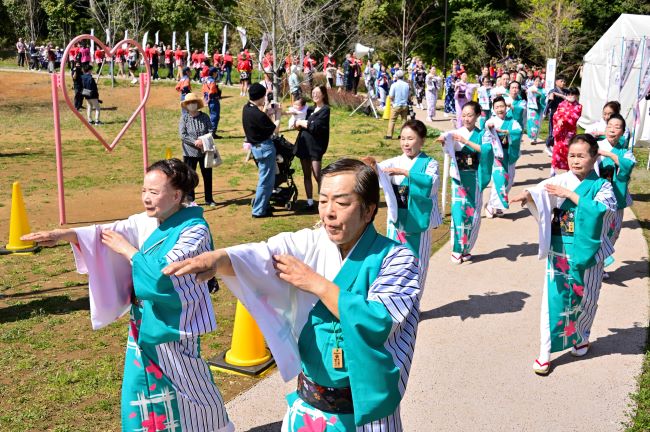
[294,85,330,211]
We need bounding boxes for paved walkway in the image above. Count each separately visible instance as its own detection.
[224,108,649,431]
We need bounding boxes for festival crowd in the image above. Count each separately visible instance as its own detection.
[17,35,640,432]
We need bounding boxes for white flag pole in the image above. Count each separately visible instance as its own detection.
[204,32,209,54]
[90,28,95,56]
[155,31,159,45]
[172,31,176,49]
[185,32,190,55]
[222,25,227,56]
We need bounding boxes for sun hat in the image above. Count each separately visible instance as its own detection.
[180,93,205,109]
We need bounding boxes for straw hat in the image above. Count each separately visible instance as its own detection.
[180,93,205,109]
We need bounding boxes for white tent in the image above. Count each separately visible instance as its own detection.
[579,14,650,144]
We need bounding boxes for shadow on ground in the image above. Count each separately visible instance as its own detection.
[420,290,530,321]
[0,295,89,324]
[551,324,648,371]
[605,259,649,287]
[247,421,283,431]
[470,241,538,262]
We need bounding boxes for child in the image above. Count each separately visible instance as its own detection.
[596,114,636,273]
[287,97,308,129]
[436,101,493,264]
[510,134,617,375]
[81,64,102,125]
[364,119,442,284]
[585,101,630,146]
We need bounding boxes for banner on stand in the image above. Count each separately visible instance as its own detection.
[545,58,556,90]
[618,38,640,92]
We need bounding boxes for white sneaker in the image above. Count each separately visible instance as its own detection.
[461,253,472,262]
[450,253,463,265]
[571,342,590,357]
[485,204,496,219]
[544,146,553,157]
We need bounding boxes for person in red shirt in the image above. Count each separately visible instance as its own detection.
[303,51,317,89]
[149,44,160,80]
[284,54,293,72]
[237,49,252,96]
[223,50,233,85]
[164,45,173,79]
[114,45,126,77]
[190,50,199,81]
[212,50,223,82]
[174,46,185,80]
[262,51,273,73]
[94,48,105,75]
[69,43,80,69]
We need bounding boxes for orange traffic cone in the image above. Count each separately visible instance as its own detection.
[209,301,275,376]
[0,182,40,255]
[382,96,392,120]
[165,147,173,159]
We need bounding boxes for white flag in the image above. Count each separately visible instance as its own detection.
[259,33,269,69]
[236,26,247,49]
[106,29,110,44]
[185,31,190,55]
[155,31,159,45]
[142,31,149,49]
[638,38,650,101]
[618,38,640,92]
[222,25,227,56]
[205,32,209,54]
[172,31,176,50]
[124,30,128,41]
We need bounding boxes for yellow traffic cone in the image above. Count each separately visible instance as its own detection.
[209,300,275,376]
[165,147,173,159]
[382,96,392,120]
[0,182,40,255]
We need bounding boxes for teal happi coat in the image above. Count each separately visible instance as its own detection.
[123,206,231,431]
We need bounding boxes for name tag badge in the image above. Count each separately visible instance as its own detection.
[566,221,574,233]
[467,156,473,166]
[332,348,344,369]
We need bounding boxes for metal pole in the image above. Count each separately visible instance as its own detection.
[52,74,66,225]
[140,73,149,173]
[442,0,448,78]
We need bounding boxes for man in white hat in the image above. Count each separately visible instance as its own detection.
[179,93,216,206]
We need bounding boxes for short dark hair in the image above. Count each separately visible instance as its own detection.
[146,158,199,201]
[82,64,92,73]
[295,96,307,106]
[400,119,427,140]
[607,113,626,130]
[566,87,580,96]
[569,134,599,157]
[509,81,520,90]
[603,101,621,114]
[463,101,482,115]
[321,158,379,221]
[492,96,506,107]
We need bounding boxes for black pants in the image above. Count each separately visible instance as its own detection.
[183,155,213,203]
[74,90,83,110]
[152,62,159,79]
[167,63,173,79]
[546,110,556,148]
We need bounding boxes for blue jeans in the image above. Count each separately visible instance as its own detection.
[251,139,276,216]
[208,100,220,133]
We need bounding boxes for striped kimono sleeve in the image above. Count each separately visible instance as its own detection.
[359,246,420,432]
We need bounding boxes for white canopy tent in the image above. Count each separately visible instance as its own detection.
[579,14,650,145]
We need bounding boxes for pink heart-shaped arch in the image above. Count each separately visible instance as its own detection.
[58,34,152,152]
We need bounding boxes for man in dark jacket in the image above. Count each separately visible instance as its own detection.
[242,83,282,218]
[81,64,102,125]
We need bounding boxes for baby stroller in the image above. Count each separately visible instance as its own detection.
[270,135,299,210]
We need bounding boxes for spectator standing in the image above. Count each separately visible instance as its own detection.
[237,49,252,96]
[94,48,104,75]
[164,45,173,79]
[242,83,282,218]
[376,64,390,108]
[72,64,84,110]
[203,67,222,138]
[385,70,411,139]
[46,43,56,73]
[288,65,301,103]
[353,56,362,94]
[342,53,353,91]
[413,60,427,110]
[16,38,26,68]
[175,67,192,102]
[223,50,234,85]
[174,45,185,80]
[127,47,139,84]
[303,51,316,90]
[150,43,160,80]
[79,43,91,69]
[178,93,216,206]
[295,85,331,212]
[29,41,40,70]
[115,44,126,78]
[81,64,102,125]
